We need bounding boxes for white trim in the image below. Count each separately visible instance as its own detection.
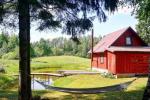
[92,67,108,73]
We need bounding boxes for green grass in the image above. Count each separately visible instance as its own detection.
[0,56,148,100]
[0,59,19,74]
[31,56,90,72]
[0,56,90,74]
[54,75,135,88]
[34,77,147,100]
[0,75,17,90]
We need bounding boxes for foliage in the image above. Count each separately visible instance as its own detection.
[2,50,18,60]
[0,75,15,89]
[135,0,150,44]
[101,72,115,79]
[0,33,101,59]
[134,1,150,98]
[0,33,19,58]
[0,0,122,41]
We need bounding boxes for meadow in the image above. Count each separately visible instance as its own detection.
[0,56,148,100]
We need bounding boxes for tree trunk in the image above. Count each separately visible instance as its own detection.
[142,58,150,100]
[18,0,31,100]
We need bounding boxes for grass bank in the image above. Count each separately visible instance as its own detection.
[0,56,90,74]
[54,74,135,88]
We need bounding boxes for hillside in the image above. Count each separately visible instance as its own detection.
[0,56,90,74]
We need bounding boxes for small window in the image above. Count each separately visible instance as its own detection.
[126,37,132,45]
[100,54,104,63]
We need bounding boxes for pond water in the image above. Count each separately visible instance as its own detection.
[31,78,53,90]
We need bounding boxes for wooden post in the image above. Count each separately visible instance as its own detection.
[48,75,50,84]
[33,74,34,90]
[45,75,47,83]
[91,29,94,70]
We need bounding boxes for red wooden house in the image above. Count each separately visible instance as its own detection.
[90,27,150,76]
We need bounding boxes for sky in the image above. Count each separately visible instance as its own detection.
[30,7,138,42]
[0,7,138,42]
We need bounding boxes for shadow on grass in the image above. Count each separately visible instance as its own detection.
[33,88,144,100]
[0,90,18,100]
[0,89,144,100]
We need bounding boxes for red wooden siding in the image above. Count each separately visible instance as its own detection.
[91,27,150,75]
[115,52,150,74]
[112,29,146,46]
[107,51,116,74]
[92,52,107,69]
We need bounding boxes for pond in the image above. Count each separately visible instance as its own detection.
[31,78,53,90]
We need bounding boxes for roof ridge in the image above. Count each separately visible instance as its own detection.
[91,26,132,53]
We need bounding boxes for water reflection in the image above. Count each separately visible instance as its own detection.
[31,78,53,90]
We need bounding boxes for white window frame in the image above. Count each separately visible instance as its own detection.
[126,36,132,45]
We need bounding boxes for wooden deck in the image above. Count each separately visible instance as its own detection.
[12,73,64,77]
[11,70,100,77]
[58,70,100,75]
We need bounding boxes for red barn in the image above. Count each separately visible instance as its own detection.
[90,27,150,76]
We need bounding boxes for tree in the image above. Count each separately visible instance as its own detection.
[0,0,129,99]
[0,33,9,48]
[0,42,8,57]
[31,39,52,57]
[135,0,150,44]
[8,34,19,51]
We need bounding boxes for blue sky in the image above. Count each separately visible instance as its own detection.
[0,7,137,42]
[30,7,138,42]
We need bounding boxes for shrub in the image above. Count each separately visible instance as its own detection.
[0,66,5,73]
[101,72,115,79]
[2,51,19,60]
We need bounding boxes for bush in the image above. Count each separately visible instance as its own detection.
[0,66,5,73]
[101,72,115,79]
[2,51,19,60]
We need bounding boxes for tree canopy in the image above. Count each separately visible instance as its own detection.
[0,33,101,59]
[0,0,121,40]
[135,0,150,44]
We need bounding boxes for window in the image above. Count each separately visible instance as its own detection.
[100,54,104,63]
[126,37,132,45]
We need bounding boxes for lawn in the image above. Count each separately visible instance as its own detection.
[32,56,90,72]
[0,56,148,100]
[0,56,90,74]
[53,74,136,88]
[34,77,147,100]
[0,76,147,100]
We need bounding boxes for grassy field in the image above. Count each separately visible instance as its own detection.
[32,56,90,72]
[0,56,90,74]
[0,56,148,100]
[37,77,147,100]
[54,75,135,88]
[0,77,147,100]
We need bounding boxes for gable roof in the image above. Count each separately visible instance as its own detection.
[91,27,131,53]
[89,27,148,53]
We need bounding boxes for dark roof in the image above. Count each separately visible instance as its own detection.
[107,46,150,52]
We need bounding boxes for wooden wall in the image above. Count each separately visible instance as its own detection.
[115,52,150,74]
